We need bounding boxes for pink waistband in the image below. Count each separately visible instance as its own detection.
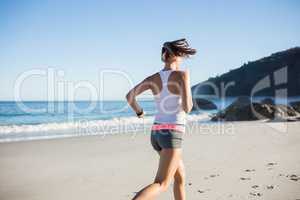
[151,124,185,133]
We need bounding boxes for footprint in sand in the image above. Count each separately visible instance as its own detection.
[249,192,263,197]
[266,163,277,170]
[266,162,277,166]
[197,189,211,194]
[204,174,220,180]
[267,185,274,190]
[209,174,220,178]
[266,185,274,190]
[288,174,300,182]
[252,184,274,191]
[245,169,255,172]
[240,177,251,180]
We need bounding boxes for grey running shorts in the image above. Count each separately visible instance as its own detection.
[150,128,184,151]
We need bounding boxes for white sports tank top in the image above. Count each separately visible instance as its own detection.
[154,69,186,125]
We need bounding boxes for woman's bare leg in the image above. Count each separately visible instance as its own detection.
[132,148,181,200]
[173,159,186,200]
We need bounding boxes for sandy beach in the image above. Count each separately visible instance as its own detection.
[0,121,300,200]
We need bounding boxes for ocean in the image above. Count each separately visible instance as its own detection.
[0,97,298,142]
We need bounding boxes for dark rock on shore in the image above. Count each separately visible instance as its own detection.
[211,96,300,121]
[192,98,217,110]
[290,101,300,113]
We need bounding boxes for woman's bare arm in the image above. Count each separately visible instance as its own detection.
[126,76,151,116]
[180,70,193,113]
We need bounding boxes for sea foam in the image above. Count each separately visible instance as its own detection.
[0,113,210,142]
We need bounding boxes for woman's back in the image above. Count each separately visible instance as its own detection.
[152,69,186,125]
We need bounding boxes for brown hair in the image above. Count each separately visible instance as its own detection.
[161,38,197,62]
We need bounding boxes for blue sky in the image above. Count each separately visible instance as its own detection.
[0,0,299,100]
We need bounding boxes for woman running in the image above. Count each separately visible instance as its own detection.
[126,38,196,200]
